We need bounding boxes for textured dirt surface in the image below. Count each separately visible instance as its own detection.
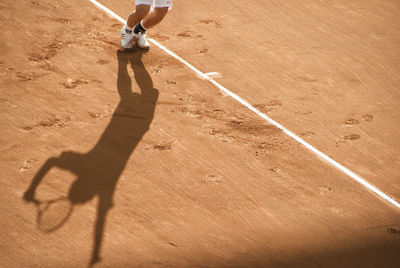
[1,0,400,267]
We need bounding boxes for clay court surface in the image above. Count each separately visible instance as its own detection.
[1,0,400,267]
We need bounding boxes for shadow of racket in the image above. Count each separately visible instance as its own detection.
[32,196,74,233]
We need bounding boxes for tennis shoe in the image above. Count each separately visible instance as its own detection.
[135,32,150,50]
[120,25,134,49]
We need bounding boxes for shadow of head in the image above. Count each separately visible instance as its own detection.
[52,151,96,205]
[68,178,97,204]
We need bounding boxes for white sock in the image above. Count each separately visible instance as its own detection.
[140,20,147,30]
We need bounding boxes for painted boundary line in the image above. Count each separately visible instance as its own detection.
[88,0,400,209]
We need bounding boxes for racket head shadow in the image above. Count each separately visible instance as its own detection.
[35,196,73,232]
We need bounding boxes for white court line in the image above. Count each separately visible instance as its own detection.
[88,0,400,210]
[204,72,219,76]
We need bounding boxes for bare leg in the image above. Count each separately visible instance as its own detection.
[126,4,150,28]
[142,7,169,29]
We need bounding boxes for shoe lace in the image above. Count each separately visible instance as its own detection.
[135,32,147,38]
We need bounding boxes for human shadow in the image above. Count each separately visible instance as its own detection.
[23,49,158,266]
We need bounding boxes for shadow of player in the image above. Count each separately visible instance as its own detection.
[23,49,159,266]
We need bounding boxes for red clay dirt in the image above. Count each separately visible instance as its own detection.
[1,0,400,267]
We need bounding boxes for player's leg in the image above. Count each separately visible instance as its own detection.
[133,7,169,49]
[142,7,169,29]
[132,0,172,49]
[126,4,151,28]
[121,3,151,49]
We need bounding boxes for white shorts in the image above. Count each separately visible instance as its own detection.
[135,0,172,9]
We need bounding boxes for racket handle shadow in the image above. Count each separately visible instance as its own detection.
[22,190,40,205]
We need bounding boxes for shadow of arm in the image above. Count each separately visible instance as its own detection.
[89,195,112,266]
[23,157,58,204]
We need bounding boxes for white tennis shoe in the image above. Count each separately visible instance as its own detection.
[120,25,134,49]
[135,32,150,50]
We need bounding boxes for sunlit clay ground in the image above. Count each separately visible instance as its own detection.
[1,0,400,267]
